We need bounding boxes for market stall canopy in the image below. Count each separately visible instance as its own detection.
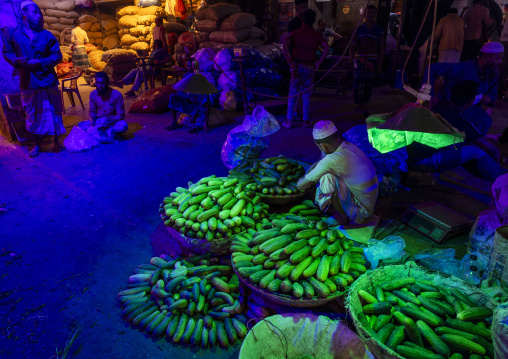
[173,73,219,95]
[366,106,465,154]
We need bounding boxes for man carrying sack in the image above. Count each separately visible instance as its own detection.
[297,121,378,225]
[2,0,65,157]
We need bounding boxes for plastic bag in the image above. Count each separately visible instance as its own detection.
[193,48,218,72]
[243,106,279,137]
[468,207,503,266]
[492,303,508,358]
[414,248,461,276]
[364,235,406,269]
[63,126,95,152]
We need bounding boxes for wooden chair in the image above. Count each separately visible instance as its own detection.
[61,67,84,113]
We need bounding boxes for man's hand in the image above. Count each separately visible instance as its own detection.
[15,57,27,67]
[480,95,491,105]
[297,177,314,191]
[26,59,41,68]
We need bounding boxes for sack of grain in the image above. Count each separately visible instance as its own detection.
[95,38,103,47]
[130,42,150,50]
[195,5,209,20]
[137,15,156,25]
[117,5,139,16]
[49,29,60,39]
[101,19,118,32]
[54,0,74,11]
[101,14,115,20]
[138,6,163,16]
[103,34,120,50]
[105,29,118,36]
[250,27,265,39]
[199,3,240,21]
[242,38,264,47]
[119,15,138,28]
[60,18,76,25]
[220,13,256,31]
[44,16,59,24]
[101,49,138,64]
[195,19,218,32]
[89,22,100,32]
[103,62,136,81]
[209,29,250,44]
[89,50,106,71]
[75,0,93,7]
[46,9,78,18]
[163,22,187,35]
[178,31,198,44]
[199,32,210,43]
[120,34,139,46]
[138,0,161,7]
[80,22,92,31]
[130,25,151,36]
[79,15,97,23]
[34,0,54,10]
[49,23,73,32]
[87,31,103,39]
[119,28,130,36]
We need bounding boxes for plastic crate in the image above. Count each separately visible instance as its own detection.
[3,93,22,110]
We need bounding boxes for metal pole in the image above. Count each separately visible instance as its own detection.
[392,0,407,88]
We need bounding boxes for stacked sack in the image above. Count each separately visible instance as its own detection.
[117,5,164,51]
[195,3,266,46]
[79,14,119,49]
[36,0,79,45]
[101,49,138,81]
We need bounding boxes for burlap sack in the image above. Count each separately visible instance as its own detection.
[120,34,139,46]
[103,62,136,81]
[199,32,210,43]
[130,42,150,50]
[209,29,250,44]
[44,16,59,24]
[54,0,74,11]
[163,22,187,35]
[90,22,101,32]
[119,15,138,28]
[137,15,156,25]
[95,38,103,47]
[103,34,120,50]
[119,28,130,36]
[49,23,73,32]
[89,50,106,71]
[488,225,508,286]
[138,36,147,42]
[87,31,103,39]
[101,14,115,20]
[195,19,218,32]
[117,5,139,16]
[137,5,163,16]
[80,22,92,31]
[79,15,97,23]
[101,19,118,32]
[102,49,137,64]
[49,29,60,39]
[195,5,209,20]
[220,13,257,31]
[59,18,75,25]
[34,0,54,10]
[130,25,151,36]
[196,3,240,21]
[250,27,264,39]
[105,29,118,36]
[46,9,78,18]
[242,38,264,47]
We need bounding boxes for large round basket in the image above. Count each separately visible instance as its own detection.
[347,263,498,359]
[235,267,346,308]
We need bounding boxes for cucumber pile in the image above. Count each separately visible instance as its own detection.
[231,212,367,299]
[118,253,249,348]
[160,175,270,240]
[231,156,307,196]
[357,277,494,359]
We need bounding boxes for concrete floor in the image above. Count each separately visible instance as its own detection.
[1,78,506,358]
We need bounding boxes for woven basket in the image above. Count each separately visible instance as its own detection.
[163,225,232,256]
[347,263,498,359]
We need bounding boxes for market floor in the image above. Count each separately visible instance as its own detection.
[1,80,507,358]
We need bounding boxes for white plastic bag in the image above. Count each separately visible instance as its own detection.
[63,126,95,152]
[414,248,461,276]
[364,235,406,269]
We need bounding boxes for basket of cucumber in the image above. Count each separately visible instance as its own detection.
[347,263,498,359]
[163,224,233,256]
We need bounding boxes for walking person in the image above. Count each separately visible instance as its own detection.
[283,9,329,129]
[434,8,464,63]
[349,4,385,111]
[462,0,493,61]
[2,0,65,157]
[70,18,89,70]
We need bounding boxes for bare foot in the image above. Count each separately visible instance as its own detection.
[29,146,40,157]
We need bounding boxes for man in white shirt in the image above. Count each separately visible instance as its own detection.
[70,18,89,69]
[297,121,378,225]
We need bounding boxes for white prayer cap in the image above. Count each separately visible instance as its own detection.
[313,120,337,140]
[20,0,37,10]
[480,42,504,54]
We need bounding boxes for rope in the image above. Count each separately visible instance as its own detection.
[426,0,438,84]
[189,0,372,100]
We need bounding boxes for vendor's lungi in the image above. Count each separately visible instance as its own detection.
[87,117,128,143]
[72,45,89,70]
[21,86,65,136]
[353,59,376,105]
[316,173,370,224]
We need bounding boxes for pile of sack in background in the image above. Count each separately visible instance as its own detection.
[117,5,163,51]
[101,49,138,81]
[36,0,79,45]
[78,14,119,49]
[195,3,266,47]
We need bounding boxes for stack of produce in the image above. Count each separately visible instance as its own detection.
[101,49,138,81]
[117,5,164,51]
[356,277,495,359]
[233,209,367,299]
[118,253,249,348]
[160,175,270,241]
[37,0,79,45]
[233,157,306,197]
[78,14,119,49]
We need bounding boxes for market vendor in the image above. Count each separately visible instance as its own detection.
[151,15,167,50]
[87,71,128,143]
[2,0,65,157]
[427,41,504,111]
[70,18,89,70]
[297,121,378,225]
[165,91,209,133]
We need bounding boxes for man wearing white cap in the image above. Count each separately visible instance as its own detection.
[297,121,378,225]
[2,0,64,157]
[427,41,504,110]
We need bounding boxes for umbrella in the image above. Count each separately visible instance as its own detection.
[366,106,465,154]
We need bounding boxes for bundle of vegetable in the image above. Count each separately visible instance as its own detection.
[160,175,270,240]
[231,215,367,299]
[232,156,307,196]
[118,253,249,348]
[357,277,494,359]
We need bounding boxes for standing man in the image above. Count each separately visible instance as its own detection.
[462,0,493,61]
[151,15,167,50]
[70,18,89,70]
[318,19,342,44]
[433,8,464,63]
[88,72,128,143]
[349,5,385,111]
[287,0,308,34]
[2,0,65,157]
[283,10,329,129]
[297,120,378,225]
